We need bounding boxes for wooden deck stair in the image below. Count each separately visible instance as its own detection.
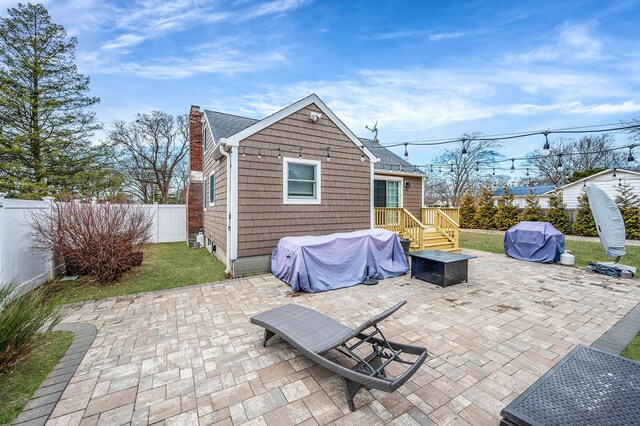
[374,207,460,253]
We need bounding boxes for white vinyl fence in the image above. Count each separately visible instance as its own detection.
[0,194,186,292]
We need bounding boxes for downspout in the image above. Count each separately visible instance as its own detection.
[219,139,232,275]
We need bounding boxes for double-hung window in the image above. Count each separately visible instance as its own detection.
[208,172,215,206]
[283,158,321,204]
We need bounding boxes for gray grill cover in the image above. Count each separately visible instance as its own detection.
[271,229,407,293]
[504,221,565,263]
[585,182,626,257]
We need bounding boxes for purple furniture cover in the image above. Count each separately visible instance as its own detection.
[504,221,565,263]
[271,229,408,293]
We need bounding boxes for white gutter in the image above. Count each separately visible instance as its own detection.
[220,137,240,275]
[218,138,232,275]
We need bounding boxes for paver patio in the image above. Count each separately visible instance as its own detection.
[44,249,640,425]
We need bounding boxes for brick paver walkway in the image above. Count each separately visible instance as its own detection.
[46,250,640,425]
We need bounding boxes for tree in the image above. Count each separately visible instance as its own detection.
[520,192,543,222]
[458,191,476,228]
[427,135,502,205]
[573,190,597,236]
[524,134,624,187]
[615,182,640,240]
[474,184,496,229]
[494,187,520,230]
[566,167,606,184]
[0,3,102,198]
[110,111,189,204]
[545,190,570,233]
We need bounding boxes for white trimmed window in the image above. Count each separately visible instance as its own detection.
[283,157,321,204]
[208,172,215,206]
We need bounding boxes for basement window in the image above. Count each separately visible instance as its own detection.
[283,157,321,205]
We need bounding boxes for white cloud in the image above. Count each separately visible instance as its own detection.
[368,30,466,41]
[504,23,604,64]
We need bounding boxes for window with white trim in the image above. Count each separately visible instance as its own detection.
[283,157,321,204]
[208,172,215,206]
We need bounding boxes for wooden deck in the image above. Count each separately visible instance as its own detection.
[374,207,460,252]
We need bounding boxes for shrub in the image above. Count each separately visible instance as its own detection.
[520,192,544,222]
[545,190,570,233]
[616,182,640,240]
[474,185,496,229]
[494,187,520,230]
[31,198,153,283]
[0,285,63,372]
[573,190,597,237]
[459,191,476,228]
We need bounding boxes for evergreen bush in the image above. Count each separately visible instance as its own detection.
[615,182,640,240]
[459,191,476,228]
[494,187,520,230]
[573,190,597,236]
[520,192,544,222]
[474,185,496,229]
[545,190,570,233]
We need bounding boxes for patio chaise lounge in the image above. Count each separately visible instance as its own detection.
[250,301,428,411]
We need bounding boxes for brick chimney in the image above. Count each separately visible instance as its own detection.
[186,105,204,246]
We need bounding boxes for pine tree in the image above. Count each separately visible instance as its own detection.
[494,187,520,230]
[459,191,476,228]
[474,184,496,229]
[615,182,640,240]
[573,189,597,236]
[545,190,570,233]
[0,3,102,198]
[520,192,544,222]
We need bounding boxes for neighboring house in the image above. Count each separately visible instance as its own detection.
[185,94,426,277]
[554,168,640,209]
[493,168,640,210]
[493,185,555,208]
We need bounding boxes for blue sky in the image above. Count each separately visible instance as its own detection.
[3,0,640,165]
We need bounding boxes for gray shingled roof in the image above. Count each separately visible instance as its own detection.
[359,138,421,173]
[204,110,258,143]
[493,185,555,197]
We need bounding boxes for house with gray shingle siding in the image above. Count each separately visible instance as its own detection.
[186,94,425,277]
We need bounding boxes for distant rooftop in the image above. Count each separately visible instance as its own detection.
[493,185,555,197]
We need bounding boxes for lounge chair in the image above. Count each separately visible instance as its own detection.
[250,301,428,411]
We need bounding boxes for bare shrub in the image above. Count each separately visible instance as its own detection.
[30,198,153,283]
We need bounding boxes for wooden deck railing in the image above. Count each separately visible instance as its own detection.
[434,209,460,249]
[422,207,459,225]
[375,207,460,251]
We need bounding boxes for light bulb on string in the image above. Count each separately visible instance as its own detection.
[326,147,330,162]
[450,164,454,173]
[526,168,530,177]
[438,167,441,173]
[492,168,495,176]
[258,148,261,159]
[628,146,635,163]
[619,178,622,187]
[542,131,550,155]
[242,147,246,157]
[298,147,302,160]
[461,138,468,159]
[613,167,617,178]
[360,151,365,162]
[510,158,515,173]
[400,164,403,172]
[430,165,433,173]
[475,162,479,172]
[556,154,563,171]
[404,143,409,159]
[277,147,282,159]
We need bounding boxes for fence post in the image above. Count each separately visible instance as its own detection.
[0,193,5,288]
[154,203,160,243]
[42,197,55,280]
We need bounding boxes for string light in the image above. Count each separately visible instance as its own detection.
[299,148,302,159]
[475,162,479,172]
[613,168,617,178]
[461,138,468,159]
[258,148,261,159]
[556,154,563,171]
[628,146,635,163]
[450,164,454,173]
[400,165,404,172]
[492,168,495,176]
[430,165,433,173]
[510,159,515,173]
[242,147,246,157]
[277,147,282,159]
[526,168,530,177]
[619,178,622,187]
[360,148,365,162]
[404,142,409,159]
[542,131,550,155]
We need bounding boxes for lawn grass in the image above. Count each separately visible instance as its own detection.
[0,331,73,425]
[622,332,640,362]
[50,242,227,304]
[460,231,640,268]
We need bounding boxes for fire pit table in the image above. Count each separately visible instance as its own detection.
[406,250,476,287]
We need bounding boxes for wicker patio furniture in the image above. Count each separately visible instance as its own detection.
[250,301,428,411]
